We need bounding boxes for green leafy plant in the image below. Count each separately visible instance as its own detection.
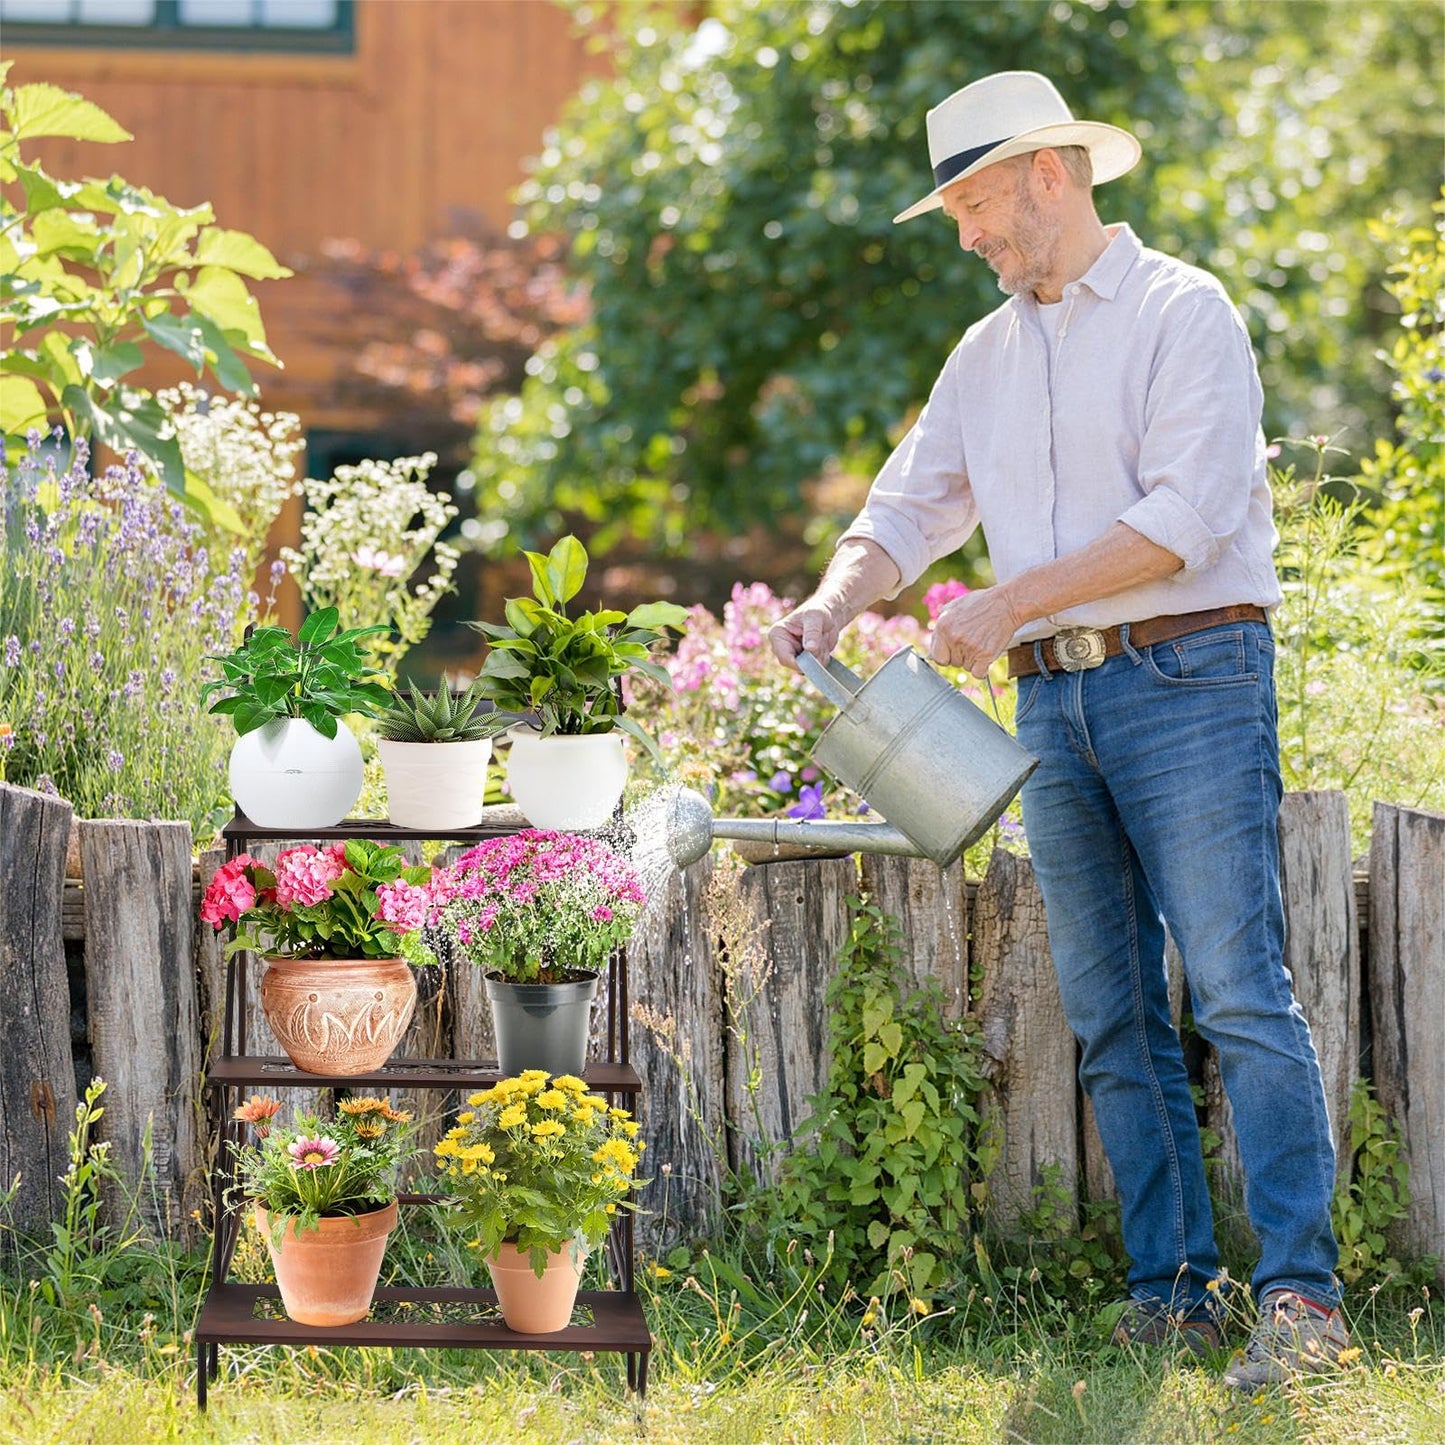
[374,677,511,744]
[467,534,688,752]
[753,896,987,1305]
[434,1071,644,1275]
[201,605,392,739]
[1332,1078,1435,1289]
[0,64,289,499]
[232,1095,415,1243]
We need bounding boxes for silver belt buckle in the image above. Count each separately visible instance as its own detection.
[1053,626,1107,672]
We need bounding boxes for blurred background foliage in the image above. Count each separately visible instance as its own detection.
[467,0,1441,589]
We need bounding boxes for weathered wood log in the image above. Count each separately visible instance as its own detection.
[628,855,727,1246]
[79,818,202,1240]
[729,857,853,1183]
[1204,792,1360,1203]
[1369,803,1445,1283]
[858,852,968,1018]
[972,849,1076,1232]
[0,784,76,1242]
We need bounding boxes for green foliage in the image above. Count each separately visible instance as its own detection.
[374,676,510,744]
[1355,196,1445,601]
[1332,1078,1435,1290]
[1271,438,1445,848]
[0,64,289,498]
[472,1,1441,555]
[467,534,688,748]
[751,896,986,1304]
[233,1098,416,1241]
[201,605,392,739]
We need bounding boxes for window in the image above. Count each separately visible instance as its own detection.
[0,0,354,52]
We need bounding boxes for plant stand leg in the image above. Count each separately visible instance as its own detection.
[196,1339,208,1411]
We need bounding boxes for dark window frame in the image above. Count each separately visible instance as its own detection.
[0,0,355,54]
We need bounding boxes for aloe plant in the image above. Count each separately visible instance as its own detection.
[374,678,512,744]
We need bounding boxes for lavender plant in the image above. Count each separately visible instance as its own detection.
[279,454,459,675]
[0,436,263,832]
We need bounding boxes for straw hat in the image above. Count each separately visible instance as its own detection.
[893,71,1140,224]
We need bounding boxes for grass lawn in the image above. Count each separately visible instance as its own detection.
[3,1277,1441,1445]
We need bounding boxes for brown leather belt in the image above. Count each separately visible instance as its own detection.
[1007,605,1269,679]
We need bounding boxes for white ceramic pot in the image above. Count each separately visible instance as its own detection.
[504,729,628,831]
[377,738,493,831]
[228,717,364,829]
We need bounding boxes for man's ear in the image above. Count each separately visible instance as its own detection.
[1032,147,1068,194]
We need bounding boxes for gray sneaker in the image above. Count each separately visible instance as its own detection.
[1223,1289,1350,1390]
[1110,1298,1222,1358]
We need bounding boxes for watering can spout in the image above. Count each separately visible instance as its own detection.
[665,787,936,870]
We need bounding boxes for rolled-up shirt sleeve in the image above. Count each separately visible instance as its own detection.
[1120,287,1264,577]
[839,344,979,595]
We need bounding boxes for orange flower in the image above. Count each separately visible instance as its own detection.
[233,1095,282,1137]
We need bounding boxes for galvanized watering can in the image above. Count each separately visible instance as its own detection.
[664,646,1038,869]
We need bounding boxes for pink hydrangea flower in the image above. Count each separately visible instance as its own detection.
[273,845,346,908]
[376,878,431,934]
[200,854,258,927]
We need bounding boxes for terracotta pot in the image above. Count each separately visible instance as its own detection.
[486,1240,586,1333]
[260,955,417,1076]
[255,1200,397,1326]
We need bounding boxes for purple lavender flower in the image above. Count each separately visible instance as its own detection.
[3,637,18,667]
[786,784,827,821]
[107,750,124,773]
[769,770,793,793]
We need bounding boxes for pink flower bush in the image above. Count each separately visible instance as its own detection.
[923,579,971,622]
[200,837,445,961]
[421,830,646,983]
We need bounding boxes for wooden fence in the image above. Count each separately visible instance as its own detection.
[2,781,1441,1283]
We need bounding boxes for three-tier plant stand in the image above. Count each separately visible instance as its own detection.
[194,813,651,1409]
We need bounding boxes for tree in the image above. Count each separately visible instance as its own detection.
[472,0,1442,570]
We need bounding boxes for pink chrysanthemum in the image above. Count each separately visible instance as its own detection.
[287,1136,340,1170]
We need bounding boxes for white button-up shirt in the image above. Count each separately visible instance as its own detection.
[841,224,1282,644]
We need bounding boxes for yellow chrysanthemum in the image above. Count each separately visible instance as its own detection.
[497,1104,527,1129]
[536,1089,569,1111]
[530,1120,566,1139]
[518,1070,548,1086]
[552,1074,588,1094]
[460,1143,495,1164]
[434,1138,461,1158]
[621,1121,641,1138]
[456,1111,475,1125]
[466,1089,492,1107]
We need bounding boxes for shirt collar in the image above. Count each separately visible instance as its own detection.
[1013,223,1140,313]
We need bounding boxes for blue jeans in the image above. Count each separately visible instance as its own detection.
[1013,620,1340,1312]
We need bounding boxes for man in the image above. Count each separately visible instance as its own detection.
[769,71,1347,1388]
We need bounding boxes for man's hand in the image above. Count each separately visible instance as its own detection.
[928,586,1024,678]
[769,601,845,671]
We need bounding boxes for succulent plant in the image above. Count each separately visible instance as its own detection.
[374,678,512,744]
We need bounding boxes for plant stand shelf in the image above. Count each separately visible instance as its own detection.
[195,812,651,1410]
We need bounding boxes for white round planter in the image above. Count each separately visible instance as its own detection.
[228,717,364,829]
[505,729,628,831]
[377,738,493,831]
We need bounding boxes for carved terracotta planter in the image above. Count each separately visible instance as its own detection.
[486,1240,587,1333]
[256,1200,397,1326]
[259,955,417,1076]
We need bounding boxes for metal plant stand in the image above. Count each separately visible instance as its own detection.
[194,813,650,1410]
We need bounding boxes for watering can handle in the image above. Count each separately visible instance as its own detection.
[797,651,864,711]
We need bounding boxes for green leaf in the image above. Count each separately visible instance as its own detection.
[141,313,209,373]
[626,600,690,630]
[182,266,268,351]
[299,606,340,647]
[524,549,557,607]
[182,470,246,535]
[546,534,589,605]
[0,374,49,435]
[89,340,145,386]
[193,226,293,280]
[187,311,259,393]
[61,384,187,493]
[8,83,132,144]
